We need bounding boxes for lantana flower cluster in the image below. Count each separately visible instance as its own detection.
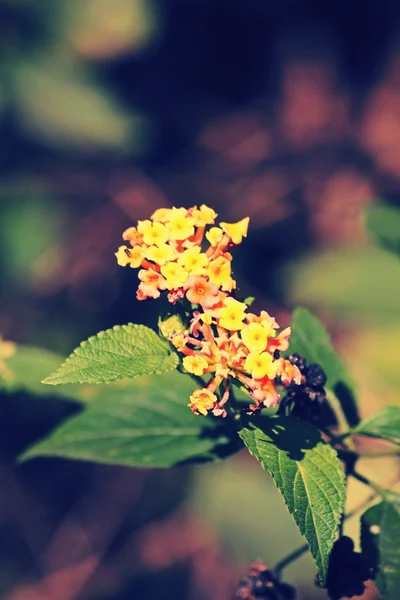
[115,205,248,305]
[116,205,301,417]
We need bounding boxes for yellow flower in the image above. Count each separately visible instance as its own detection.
[205,226,224,247]
[207,256,234,291]
[189,388,216,416]
[168,207,195,240]
[151,208,172,223]
[218,297,247,330]
[178,246,208,275]
[137,220,169,246]
[191,204,217,226]
[183,355,208,376]
[145,244,175,265]
[244,352,278,380]
[220,216,250,245]
[200,313,213,325]
[160,262,188,289]
[258,312,278,337]
[170,333,188,351]
[241,322,268,354]
[115,245,143,268]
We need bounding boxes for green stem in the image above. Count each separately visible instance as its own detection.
[354,448,400,459]
[320,426,348,449]
[325,389,351,435]
[351,470,384,495]
[186,372,207,388]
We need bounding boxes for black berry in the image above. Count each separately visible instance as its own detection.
[287,353,307,373]
[305,364,327,387]
[234,561,297,600]
[252,579,278,598]
[324,536,376,600]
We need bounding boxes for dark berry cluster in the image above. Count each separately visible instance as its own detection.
[234,560,296,600]
[278,353,330,424]
[323,537,376,600]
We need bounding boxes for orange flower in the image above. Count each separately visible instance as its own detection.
[137,269,166,300]
[185,276,219,308]
[277,359,302,386]
[252,378,280,407]
[122,227,143,245]
[267,327,291,352]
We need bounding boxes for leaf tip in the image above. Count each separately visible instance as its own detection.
[41,375,59,385]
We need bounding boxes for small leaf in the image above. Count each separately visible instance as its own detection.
[158,313,186,339]
[352,407,400,445]
[366,203,400,257]
[239,416,346,585]
[43,324,179,385]
[243,296,255,307]
[290,308,359,426]
[20,371,238,467]
[361,491,400,600]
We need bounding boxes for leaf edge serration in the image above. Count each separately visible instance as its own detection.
[42,323,178,386]
[239,423,346,585]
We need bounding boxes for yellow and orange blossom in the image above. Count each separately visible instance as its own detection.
[189,388,217,416]
[115,205,248,305]
[115,205,301,417]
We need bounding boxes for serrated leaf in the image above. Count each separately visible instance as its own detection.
[361,491,400,600]
[366,203,400,257]
[43,324,179,385]
[239,416,346,584]
[290,308,360,426]
[20,371,239,467]
[352,407,400,445]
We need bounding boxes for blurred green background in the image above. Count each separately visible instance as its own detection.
[1,1,400,598]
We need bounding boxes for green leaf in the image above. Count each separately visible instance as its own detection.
[43,324,179,386]
[290,307,359,426]
[361,491,400,600]
[352,407,400,445]
[20,371,238,467]
[366,203,400,257]
[239,416,346,584]
[14,56,149,154]
[243,296,255,307]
